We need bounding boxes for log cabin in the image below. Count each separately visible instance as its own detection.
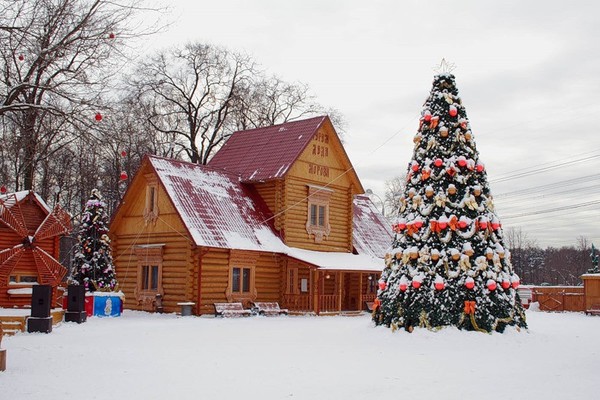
[0,191,70,308]
[110,116,392,315]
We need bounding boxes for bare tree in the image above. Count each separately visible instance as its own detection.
[128,42,344,165]
[383,175,406,217]
[0,0,161,191]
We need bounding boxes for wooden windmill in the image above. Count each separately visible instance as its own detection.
[0,191,71,307]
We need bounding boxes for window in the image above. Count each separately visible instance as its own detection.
[287,268,299,295]
[134,245,164,305]
[306,185,333,242]
[143,174,159,225]
[232,267,251,293]
[367,274,378,294]
[226,250,259,303]
[141,265,159,290]
[9,275,38,284]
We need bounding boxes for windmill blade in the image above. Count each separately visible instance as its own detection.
[0,245,25,287]
[32,247,67,286]
[34,205,72,241]
[0,193,29,237]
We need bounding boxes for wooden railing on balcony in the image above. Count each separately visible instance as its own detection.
[362,293,376,303]
[283,294,311,312]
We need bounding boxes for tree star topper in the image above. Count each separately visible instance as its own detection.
[433,58,456,74]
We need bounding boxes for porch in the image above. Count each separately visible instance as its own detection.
[282,270,379,315]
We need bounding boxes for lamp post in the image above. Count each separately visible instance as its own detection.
[365,188,385,217]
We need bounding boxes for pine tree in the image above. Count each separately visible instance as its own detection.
[373,72,527,333]
[71,189,118,292]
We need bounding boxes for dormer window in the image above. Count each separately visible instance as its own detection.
[306,185,333,242]
[144,174,159,225]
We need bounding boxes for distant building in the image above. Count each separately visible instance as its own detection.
[110,116,392,315]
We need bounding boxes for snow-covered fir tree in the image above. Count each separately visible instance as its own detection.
[373,72,527,333]
[71,189,118,291]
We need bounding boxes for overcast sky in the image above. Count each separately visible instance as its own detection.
[142,0,600,248]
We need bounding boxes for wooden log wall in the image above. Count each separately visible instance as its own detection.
[532,286,585,312]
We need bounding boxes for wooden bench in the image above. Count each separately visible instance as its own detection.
[585,304,600,316]
[214,302,253,318]
[253,302,288,316]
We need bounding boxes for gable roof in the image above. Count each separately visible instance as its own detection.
[148,156,287,253]
[207,116,328,182]
[352,195,393,258]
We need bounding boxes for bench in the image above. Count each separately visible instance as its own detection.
[253,302,288,316]
[214,302,253,318]
[585,304,600,316]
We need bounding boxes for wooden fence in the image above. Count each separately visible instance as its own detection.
[532,286,585,312]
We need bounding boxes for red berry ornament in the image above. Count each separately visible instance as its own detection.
[120,150,127,157]
[465,277,475,290]
[0,185,6,194]
[18,54,24,61]
[95,113,103,122]
[119,171,128,181]
[109,32,116,39]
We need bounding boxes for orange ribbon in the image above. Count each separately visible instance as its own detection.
[406,224,419,236]
[430,220,441,233]
[464,300,476,315]
[421,169,431,181]
[448,215,458,231]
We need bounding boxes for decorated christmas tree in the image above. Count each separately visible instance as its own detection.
[373,66,527,333]
[71,189,118,292]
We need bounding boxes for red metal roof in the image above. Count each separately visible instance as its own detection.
[148,156,286,252]
[352,195,393,258]
[207,116,328,181]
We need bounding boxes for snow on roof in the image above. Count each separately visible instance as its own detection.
[149,156,287,253]
[352,195,393,258]
[287,246,383,272]
[207,116,328,181]
[0,190,51,213]
[149,156,386,271]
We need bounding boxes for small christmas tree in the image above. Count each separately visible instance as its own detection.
[589,244,599,274]
[71,189,118,291]
[373,67,527,333]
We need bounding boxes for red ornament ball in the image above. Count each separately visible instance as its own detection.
[120,150,127,157]
[399,283,408,292]
[491,222,501,231]
[512,279,520,289]
[465,278,475,290]
[412,280,421,289]
[501,280,511,290]
[18,54,24,61]
[378,281,387,291]
[0,185,7,194]
[476,163,485,173]
[457,158,467,168]
[438,221,448,230]
[458,220,468,229]
[487,280,497,291]
[413,220,423,229]
[449,106,458,117]
[94,112,103,122]
[478,221,488,230]
[434,281,445,291]
[411,163,419,172]
[109,32,116,39]
[119,171,128,181]
[434,158,443,167]
[423,111,432,122]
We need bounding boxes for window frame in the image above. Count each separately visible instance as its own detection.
[306,185,333,242]
[226,250,259,304]
[143,173,159,225]
[134,245,164,304]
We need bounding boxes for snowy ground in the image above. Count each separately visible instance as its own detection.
[1,307,599,400]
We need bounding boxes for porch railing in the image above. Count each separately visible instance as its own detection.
[319,295,338,312]
[283,294,311,312]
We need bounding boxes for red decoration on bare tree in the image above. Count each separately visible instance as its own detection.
[0,185,6,194]
[94,113,103,122]
[120,150,127,157]
[119,171,128,181]
[18,54,24,61]
[109,33,115,39]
